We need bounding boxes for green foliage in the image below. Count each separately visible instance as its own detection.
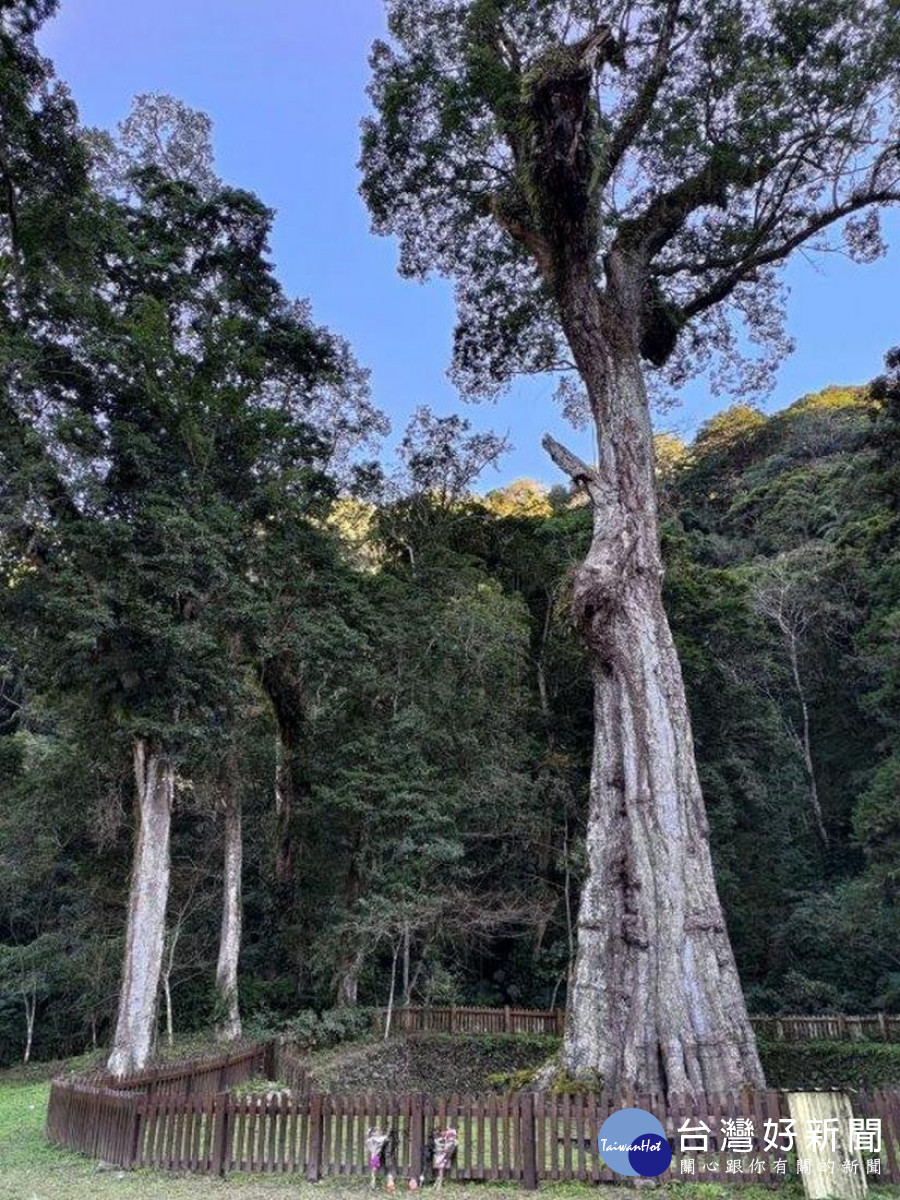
[4,0,900,1069]
[548,1068,603,1095]
[6,357,900,1063]
[485,1065,539,1093]
[362,0,900,396]
[758,1039,900,1091]
[243,1007,373,1050]
[854,757,900,865]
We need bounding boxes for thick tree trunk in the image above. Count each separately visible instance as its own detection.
[215,774,243,1042]
[107,739,173,1078]
[548,262,764,1098]
[335,949,364,1007]
[273,732,295,888]
[260,662,310,896]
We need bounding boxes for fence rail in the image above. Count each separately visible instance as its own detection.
[47,1073,900,1184]
[751,1014,900,1042]
[75,1043,269,1097]
[375,1006,566,1036]
[45,1038,900,1184]
[373,1006,900,1042]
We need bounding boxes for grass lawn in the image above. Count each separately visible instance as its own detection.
[0,1078,895,1200]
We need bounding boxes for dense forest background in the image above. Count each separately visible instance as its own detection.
[2,1,900,1070]
[3,374,900,1065]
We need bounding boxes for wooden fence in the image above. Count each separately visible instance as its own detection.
[375,1006,900,1043]
[45,1042,900,1184]
[751,1014,900,1042]
[45,1043,268,1165]
[76,1043,269,1097]
[375,1006,566,1036]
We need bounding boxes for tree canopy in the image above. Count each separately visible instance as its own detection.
[362,0,900,399]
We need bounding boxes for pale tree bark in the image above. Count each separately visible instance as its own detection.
[754,571,829,847]
[161,902,187,1049]
[543,274,764,1095]
[480,34,767,1099]
[335,948,364,1008]
[383,939,400,1041]
[23,986,35,1064]
[215,769,243,1042]
[162,950,175,1049]
[107,738,174,1078]
[362,0,899,1101]
[786,630,827,846]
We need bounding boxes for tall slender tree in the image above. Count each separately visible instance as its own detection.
[361,0,900,1096]
[5,145,368,1071]
[214,745,244,1042]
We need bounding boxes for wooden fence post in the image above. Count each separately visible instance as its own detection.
[504,1005,511,1034]
[410,1094,425,1183]
[210,1092,230,1177]
[127,1097,143,1169]
[520,1091,538,1190]
[264,1040,276,1080]
[307,1093,324,1181]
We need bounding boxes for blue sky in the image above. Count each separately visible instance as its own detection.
[41,0,900,487]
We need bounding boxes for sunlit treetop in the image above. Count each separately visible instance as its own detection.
[361,0,900,406]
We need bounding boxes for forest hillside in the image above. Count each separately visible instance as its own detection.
[3,373,899,1068]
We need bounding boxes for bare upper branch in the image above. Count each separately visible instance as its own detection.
[541,432,599,486]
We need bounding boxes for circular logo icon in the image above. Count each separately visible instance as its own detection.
[597,1107,673,1177]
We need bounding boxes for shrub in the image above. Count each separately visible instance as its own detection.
[317,1007,374,1046]
[759,1039,900,1090]
[484,1067,539,1093]
[244,1006,374,1050]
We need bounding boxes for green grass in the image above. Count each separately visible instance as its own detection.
[1,1079,896,1200]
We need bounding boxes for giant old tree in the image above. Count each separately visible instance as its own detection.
[361,0,900,1096]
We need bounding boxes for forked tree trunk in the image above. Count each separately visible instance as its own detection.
[215,772,243,1042]
[107,738,173,1078]
[547,261,764,1098]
